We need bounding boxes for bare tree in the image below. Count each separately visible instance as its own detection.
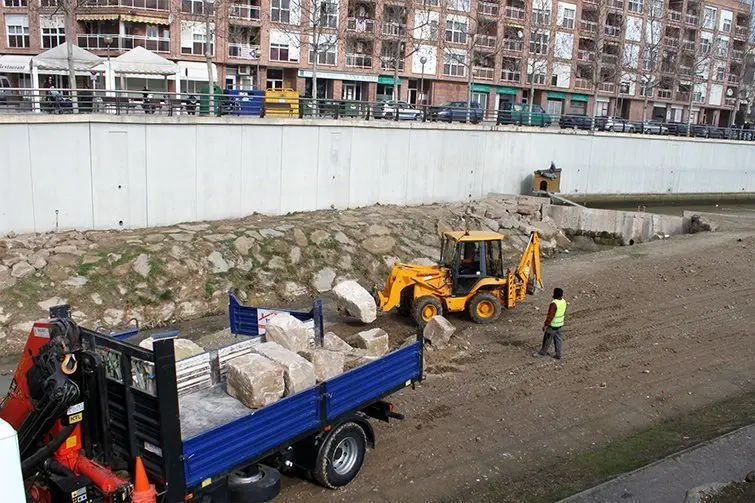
[634,0,667,122]
[729,16,754,126]
[679,2,713,132]
[35,0,85,93]
[524,0,553,114]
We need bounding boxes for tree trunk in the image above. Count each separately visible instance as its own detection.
[393,40,400,101]
[205,12,215,115]
[312,50,319,115]
[642,93,649,123]
[686,85,694,137]
[466,63,473,121]
[64,8,77,110]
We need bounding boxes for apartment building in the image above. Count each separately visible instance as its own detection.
[0,0,751,125]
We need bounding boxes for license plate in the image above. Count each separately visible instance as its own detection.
[69,412,83,423]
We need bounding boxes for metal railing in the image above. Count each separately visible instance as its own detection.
[731,49,744,60]
[503,39,524,51]
[681,40,695,51]
[500,70,521,82]
[685,13,697,25]
[346,54,373,68]
[474,34,497,48]
[380,59,405,71]
[575,78,591,90]
[657,89,672,99]
[728,74,739,83]
[78,34,170,53]
[580,20,598,33]
[228,43,260,59]
[664,36,680,47]
[84,0,169,10]
[601,54,619,65]
[604,25,621,37]
[607,0,623,8]
[477,1,499,17]
[382,22,406,37]
[504,6,525,20]
[734,26,748,38]
[347,17,376,33]
[473,66,495,80]
[229,3,261,20]
[578,49,595,61]
[668,10,682,22]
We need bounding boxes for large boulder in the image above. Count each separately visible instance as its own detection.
[139,337,204,361]
[333,280,377,323]
[226,354,285,409]
[355,328,389,356]
[265,313,310,353]
[323,331,354,352]
[299,349,345,382]
[343,349,380,370]
[252,342,316,395]
[423,316,456,347]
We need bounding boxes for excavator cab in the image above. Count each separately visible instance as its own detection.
[441,232,505,296]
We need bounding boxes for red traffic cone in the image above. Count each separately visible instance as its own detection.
[132,456,157,503]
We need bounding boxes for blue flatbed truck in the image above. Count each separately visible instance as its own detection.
[62,295,423,502]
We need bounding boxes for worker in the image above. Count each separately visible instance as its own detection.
[534,287,567,360]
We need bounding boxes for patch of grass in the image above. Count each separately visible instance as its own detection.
[439,391,755,503]
[320,238,339,250]
[203,279,219,298]
[158,289,173,301]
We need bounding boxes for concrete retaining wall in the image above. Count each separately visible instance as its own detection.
[0,116,752,234]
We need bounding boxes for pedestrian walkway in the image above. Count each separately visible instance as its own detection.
[559,424,755,503]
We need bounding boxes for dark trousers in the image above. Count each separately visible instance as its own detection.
[538,326,564,358]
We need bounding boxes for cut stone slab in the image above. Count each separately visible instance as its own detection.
[139,337,204,361]
[63,276,88,287]
[38,296,67,312]
[361,236,396,255]
[11,261,35,279]
[289,246,301,264]
[259,228,284,239]
[323,331,354,352]
[310,230,330,245]
[208,251,230,273]
[278,281,308,299]
[252,342,316,395]
[343,350,380,370]
[333,280,377,323]
[292,228,309,247]
[234,236,255,256]
[226,353,285,409]
[300,349,344,382]
[368,224,391,236]
[312,267,337,292]
[133,254,151,278]
[265,313,310,353]
[423,316,456,347]
[356,328,390,356]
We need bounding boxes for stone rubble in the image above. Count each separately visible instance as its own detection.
[139,337,204,361]
[356,328,390,356]
[333,280,377,323]
[226,353,285,408]
[299,349,345,382]
[264,313,310,353]
[252,342,316,395]
[423,316,456,348]
[323,331,354,352]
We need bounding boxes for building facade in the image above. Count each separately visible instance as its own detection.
[0,0,751,125]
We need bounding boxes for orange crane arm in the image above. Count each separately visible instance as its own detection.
[515,232,543,290]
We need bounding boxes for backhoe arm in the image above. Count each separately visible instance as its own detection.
[515,232,543,290]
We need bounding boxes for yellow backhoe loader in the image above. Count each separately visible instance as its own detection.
[374,231,542,326]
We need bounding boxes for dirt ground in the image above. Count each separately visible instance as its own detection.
[276,230,754,503]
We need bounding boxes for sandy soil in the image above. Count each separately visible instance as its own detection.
[276,230,755,503]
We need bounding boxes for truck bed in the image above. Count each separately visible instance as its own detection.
[179,385,250,440]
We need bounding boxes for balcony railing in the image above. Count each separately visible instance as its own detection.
[734,26,748,39]
[685,14,697,25]
[681,40,695,51]
[347,17,376,33]
[675,91,690,102]
[382,22,406,37]
[728,74,739,83]
[725,97,736,106]
[83,0,168,10]
[601,53,619,65]
[578,49,595,61]
[713,74,725,83]
[474,34,497,48]
[668,10,682,22]
[78,33,170,52]
[575,78,591,90]
[732,50,744,60]
[657,89,672,99]
[504,6,525,20]
[181,0,213,15]
[228,43,260,59]
[679,65,692,75]
[599,82,616,93]
[580,20,598,33]
[380,58,405,71]
[229,4,261,21]
[604,25,620,37]
[664,36,679,47]
[607,0,623,8]
[501,70,521,83]
[477,1,499,17]
[693,93,705,104]
[473,66,495,80]
[345,54,373,68]
[502,39,523,51]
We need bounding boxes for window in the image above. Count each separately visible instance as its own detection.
[703,7,716,30]
[271,0,291,23]
[620,80,631,94]
[309,45,336,65]
[448,0,470,11]
[628,0,643,14]
[594,100,608,116]
[561,7,575,29]
[722,18,731,33]
[443,52,466,76]
[528,68,546,85]
[715,66,725,81]
[147,24,158,39]
[267,69,284,89]
[529,31,549,54]
[4,0,27,6]
[716,38,728,57]
[270,42,291,61]
[6,15,29,48]
[183,32,213,55]
[701,38,712,53]
[445,19,468,44]
[693,89,704,103]
[316,0,338,28]
[182,0,213,15]
[41,22,65,49]
[532,8,551,26]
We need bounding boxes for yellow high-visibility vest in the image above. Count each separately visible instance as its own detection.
[550,298,567,328]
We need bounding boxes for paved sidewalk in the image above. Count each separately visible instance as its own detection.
[560,424,755,503]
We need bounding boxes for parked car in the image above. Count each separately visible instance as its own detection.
[559,114,593,130]
[0,76,11,101]
[497,102,552,127]
[380,100,423,120]
[639,120,669,134]
[666,122,690,136]
[596,116,635,132]
[428,101,484,123]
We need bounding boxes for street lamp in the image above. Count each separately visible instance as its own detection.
[419,55,427,105]
[250,48,261,90]
[103,35,113,92]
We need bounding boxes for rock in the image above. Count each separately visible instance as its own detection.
[344,350,379,370]
[278,281,308,299]
[338,255,352,270]
[481,217,500,231]
[139,337,204,360]
[368,224,391,236]
[32,257,48,270]
[300,349,344,382]
[683,482,728,503]
[157,302,176,322]
[292,228,309,247]
[63,276,88,287]
[103,308,125,326]
[689,214,718,233]
[554,231,571,247]
[383,255,399,268]
[244,230,263,240]
[334,232,354,245]
[208,251,230,273]
[312,267,337,292]
[144,234,165,244]
[0,274,14,292]
[133,254,151,278]
[516,200,541,217]
[423,316,456,347]
[252,342,316,395]
[267,256,286,270]
[410,257,436,266]
[362,236,396,255]
[289,246,301,264]
[107,253,123,264]
[323,331,354,352]
[265,313,310,353]
[11,261,35,279]
[169,233,194,242]
[13,321,34,334]
[310,230,330,245]
[91,293,103,305]
[356,328,390,356]
[527,220,560,240]
[333,280,377,323]
[226,353,285,409]
[178,223,209,232]
[570,235,599,252]
[259,228,284,239]
[745,470,755,483]
[51,245,80,255]
[38,296,67,312]
[234,236,255,256]
[179,301,201,317]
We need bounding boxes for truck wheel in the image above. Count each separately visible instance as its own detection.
[228,464,281,503]
[411,296,443,326]
[468,292,501,324]
[314,422,367,489]
[397,288,413,317]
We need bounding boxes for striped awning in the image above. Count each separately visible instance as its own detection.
[76,13,119,21]
[121,14,171,25]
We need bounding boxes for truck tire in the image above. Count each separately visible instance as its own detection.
[313,422,367,489]
[468,292,501,324]
[411,296,443,326]
[228,464,281,503]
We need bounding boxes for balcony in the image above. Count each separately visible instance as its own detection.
[598,82,616,93]
[728,74,739,84]
[601,54,619,65]
[474,34,497,48]
[575,78,591,90]
[504,6,525,20]
[604,25,620,37]
[83,0,168,10]
[732,50,744,60]
[724,97,736,106]
[657,89,672,99]
[78,33,170,52]
[347,18,376,33]
[675,91,690,102]
[478,1,499,17]
[734,26,748,39]
[380,58,405,71]
[693,94,705,104]
[382,22,406,37]
[228,43,260,59]
[580,20,598,33]
[501,70,521,83]
[685,14,697,25]
[473,66,495,80]
[607,0,623,8]
[681,40,695,51]
[713,73,725,83]
[679,65,692,76]
[578,49,595,61]
[668,10,682,22]
[229,4,261,21]
[664,36,679,48]
[346,54,373,68]
[502,39,523,51]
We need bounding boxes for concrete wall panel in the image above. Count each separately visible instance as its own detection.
[347,128,383,207]
[0,124,35,233]
[195,125,244,221]
[316,127,352,210]
[145,125,197,226]
[279,127,318,213]
[240,125,283,215]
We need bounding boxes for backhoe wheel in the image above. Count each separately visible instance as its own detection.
[412,296,443,327]
[397,288,413,317]
[468,292,502,324]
